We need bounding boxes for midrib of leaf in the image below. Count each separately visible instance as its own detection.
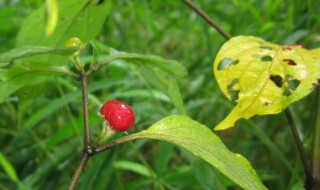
[122,131,262,190]
[1,68,67,85]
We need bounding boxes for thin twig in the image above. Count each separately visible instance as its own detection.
[67,153,90,190]
[311,89,320,189]
[80,72,91,150]
[182,0,232,40]
[285,108,312,184]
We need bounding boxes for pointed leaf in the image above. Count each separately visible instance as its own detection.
[0,46,75,65]
[105,48,188,78]
[0,152,26,190]
[0,64,71,103]
[213,36,320,130]
[16,0,112,66]
[125,116,267,190]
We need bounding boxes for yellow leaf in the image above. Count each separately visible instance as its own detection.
[213,36,320,130]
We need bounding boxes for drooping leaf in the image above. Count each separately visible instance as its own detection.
[16,0,112,66]
[213,36,320,130]
[103,48,187,78]
[124,116,267,190]
[0,64,71,103]
[0,46,75,66]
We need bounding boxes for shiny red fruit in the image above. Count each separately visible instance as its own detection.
[100,100,135,131]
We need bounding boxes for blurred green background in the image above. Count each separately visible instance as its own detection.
[0,0,319,189]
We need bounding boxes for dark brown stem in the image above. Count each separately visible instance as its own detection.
[182,0,232,40]
[310,89,320,189]
[67,153,90,190]
[285,108,312,188]
[80,72,91,150]
[67,72,93,190]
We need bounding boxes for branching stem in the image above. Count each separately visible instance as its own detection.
[67,153,90,190]
[67,72,92,190]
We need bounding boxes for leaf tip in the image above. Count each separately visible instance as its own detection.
[214,121,235,131]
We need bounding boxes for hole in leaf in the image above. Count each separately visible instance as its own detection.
[227,79,239,100]
[263,102,271,106]
[261,55,273,62]
[269,75,283,88]
[217,58,239,70]
[283,59,296,66]
[287,79,300,90]
[312,79,320,90]
[283,87,291,96]
[96,0,104,4]
[259,46,273,50]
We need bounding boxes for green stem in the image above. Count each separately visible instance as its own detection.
[311,89,320,189]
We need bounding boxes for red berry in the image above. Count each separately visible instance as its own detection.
[100,100,135,131]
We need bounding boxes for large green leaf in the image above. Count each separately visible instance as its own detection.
[122,116,267,190]
[213,36,320,130]
[16,0,112,65]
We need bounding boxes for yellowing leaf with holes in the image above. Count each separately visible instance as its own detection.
[213,36,320,130]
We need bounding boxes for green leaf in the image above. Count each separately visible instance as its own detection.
[105,48,188,78]
[94,48,187,114]
[0,64,71,103]
[0,152,26,190]
[113,160,153,177]
[16,0,112,65]
[126,116,267,190]
[22,78,138,129]
[213,36,320,130]
[0,46,75,65]
[140,66,186,115]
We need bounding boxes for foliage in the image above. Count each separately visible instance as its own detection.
[0,0,319,190]
[214,36,320,130]
[124,115,267,190]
